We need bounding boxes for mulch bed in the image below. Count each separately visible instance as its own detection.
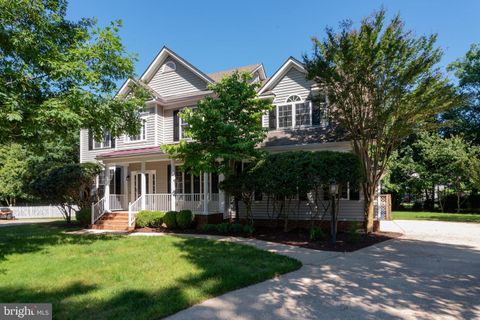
[132,226,402,252]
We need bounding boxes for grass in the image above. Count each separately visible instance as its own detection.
[0,222,301,319]
[392,211,480,222]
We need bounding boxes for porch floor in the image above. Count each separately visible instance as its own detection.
[90,212,133,231]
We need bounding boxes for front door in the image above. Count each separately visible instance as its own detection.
[131,170,156,201]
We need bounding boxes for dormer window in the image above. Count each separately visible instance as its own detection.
[269,94,329,130]
[162,61,176,73]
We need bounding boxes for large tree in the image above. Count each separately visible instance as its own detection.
[443,43,480,145]
[163,72,272,176]
[0,0,147,145]
[304,10,458,232]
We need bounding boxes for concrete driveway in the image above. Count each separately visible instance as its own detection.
[167,220,480,320]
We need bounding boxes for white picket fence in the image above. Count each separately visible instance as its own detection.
[7,205,77,219]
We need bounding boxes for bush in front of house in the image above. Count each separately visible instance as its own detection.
[163,211,178,229]
[346,222,362,244]
[309,227,326,241]
[75,208,91,226]
[136,210,165,228]
[176,210,194,229]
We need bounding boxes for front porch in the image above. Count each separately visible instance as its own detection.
[90,152,225,229]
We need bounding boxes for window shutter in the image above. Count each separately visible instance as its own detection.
[312,104,320,126]
[167,165,171,193]
[88,130,93,150]
[349,184,360,200]
[110,136,115,149]
[268,107,277,130]
[173,110,180,141]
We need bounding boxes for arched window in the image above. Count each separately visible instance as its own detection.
[286,95,302,103]
[162,61,176,73]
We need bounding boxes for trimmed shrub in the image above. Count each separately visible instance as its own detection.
[176,210,194,229]
[242,224,255,235]
[163,211,178,229]
[201,224,217,233]
[75,208,91,226]
[230,223,244,234]
[216,223,230,234]
[309,227,326,241]
[136,210,165,228]
[346,222,362,244]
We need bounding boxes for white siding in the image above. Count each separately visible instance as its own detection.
[271,67,313,104]
[239,199,364,221]
[163,108,174,144]
[148,58,208,97]
[79,129,110,163]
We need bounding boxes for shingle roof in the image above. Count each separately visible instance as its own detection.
[207,64,262,82]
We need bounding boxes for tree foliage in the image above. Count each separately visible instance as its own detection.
[223,151,362,237]
[163,72,272,176]
[30,162,101,223]
[385,132,480,212]
[0,144,29,205]
[0,0,149,145]
[304,9,458,231]
[443,43,480,145]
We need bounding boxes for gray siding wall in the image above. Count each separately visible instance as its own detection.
[79,129,111,163]
[262,66,315,128]
[239,199,364,221]
[148,59,207,97]
[115,106,156,150]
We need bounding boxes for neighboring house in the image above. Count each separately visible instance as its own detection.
[81,46,368,230]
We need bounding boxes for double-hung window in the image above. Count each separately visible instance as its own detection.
[270,93,329,130]
[126,119,146,142]
[93,132,111,149]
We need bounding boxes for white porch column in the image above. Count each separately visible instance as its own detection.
[104,165,111,212]
[140,161,146,210]
[170,160,176,211]
[218,173,225,213]
[122,164,129,208]
[203,172,209,215]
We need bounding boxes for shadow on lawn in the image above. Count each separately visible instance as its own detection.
[0,231,300,320]
[0,222,121,262]
[167,238,480,320]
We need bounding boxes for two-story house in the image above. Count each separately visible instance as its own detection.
[82,47,366,230]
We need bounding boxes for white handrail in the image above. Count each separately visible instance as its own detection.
[91,197,105,224]
[128,195,143,227]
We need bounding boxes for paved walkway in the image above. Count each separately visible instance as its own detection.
[165,221,480,320]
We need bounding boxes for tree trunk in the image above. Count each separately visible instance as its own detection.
[457,192,461,213]
[363,184,376,233]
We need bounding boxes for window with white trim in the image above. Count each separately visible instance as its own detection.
[179,107,196,140]
[270,93,329,130]
[126,119,146,142]
[93,132,111,149]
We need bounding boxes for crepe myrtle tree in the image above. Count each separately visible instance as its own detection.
[304,9,459,232]
[30,162,102,224]
[252,151,362,240]
[0,0,149,145]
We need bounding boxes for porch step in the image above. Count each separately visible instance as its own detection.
[90,212,132,231]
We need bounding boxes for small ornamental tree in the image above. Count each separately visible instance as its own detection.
[30,163,102,223]
[304,9,458,232]
[163,72,273,176]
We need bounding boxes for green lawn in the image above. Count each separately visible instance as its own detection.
[392,211,480,222]
[0,223,301,319]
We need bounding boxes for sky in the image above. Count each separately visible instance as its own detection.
[67,0,480,80]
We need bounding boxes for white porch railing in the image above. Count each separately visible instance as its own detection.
[91,197,105,224]
[109,194,128,211]
[175,193,219,214]
[145,194,171,211]
[128,195,143,227]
